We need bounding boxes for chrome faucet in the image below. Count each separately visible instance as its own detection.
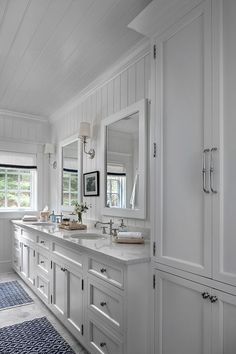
[94,219,114,236]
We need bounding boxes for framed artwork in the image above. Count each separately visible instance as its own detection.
[83,171,99,196]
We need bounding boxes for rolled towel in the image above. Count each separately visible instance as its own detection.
[117,231,143,239]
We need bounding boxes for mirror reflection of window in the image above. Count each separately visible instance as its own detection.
[107,164,126,208]
[106,113,139,210]
[62,141,79,207]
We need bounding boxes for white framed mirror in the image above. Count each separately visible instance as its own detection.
[101,99,147,219]
[59,134,82,211]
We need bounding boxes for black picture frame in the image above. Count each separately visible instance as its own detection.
[83,171,99,197]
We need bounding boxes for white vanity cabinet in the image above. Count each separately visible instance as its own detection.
[154,269,236,354]
[50,239,85,340]
[11,222,150,354]
[19,228,36,287]
[87,255,149,354]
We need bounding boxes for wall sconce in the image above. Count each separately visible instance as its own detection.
[44,143,57,169]
[79,122,95,159]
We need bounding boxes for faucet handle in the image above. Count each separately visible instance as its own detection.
[101,226,108,234]
[112,228,118,237]
[119,218,126,227]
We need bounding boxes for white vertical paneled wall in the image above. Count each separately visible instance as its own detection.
[51,49,151,229]
[0,112,51,273]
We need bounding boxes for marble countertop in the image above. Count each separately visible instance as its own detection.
[12,220,150,265]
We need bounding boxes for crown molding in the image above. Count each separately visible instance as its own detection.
[50,37,150,122]
[0,109,49,123]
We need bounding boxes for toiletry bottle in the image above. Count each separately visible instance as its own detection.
[51,210,55,223]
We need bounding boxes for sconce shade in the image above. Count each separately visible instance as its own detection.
[44,143,55,154]
[79,122,91,138]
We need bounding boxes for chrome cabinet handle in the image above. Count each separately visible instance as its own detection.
[210,147,217,193]
[100,301,107,307]
[202,292,210,299]
[202,149,210,193]
[100,342,106,347]
[210,295,218,303]
[100,268,106,273]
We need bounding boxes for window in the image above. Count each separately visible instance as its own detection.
[107,164,126,208]
[62,169,78,206]
[0,151,37,210]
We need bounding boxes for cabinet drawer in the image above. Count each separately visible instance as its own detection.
[36,251,49,275]
[88,319,123,354]
[37,235,50,250]
[88,258,124,288]
[22,229,36,242]
[88,280,123,332]
[36,274,49,301]
[52,242,83,269]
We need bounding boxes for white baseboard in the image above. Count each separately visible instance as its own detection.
[0,260,12,273]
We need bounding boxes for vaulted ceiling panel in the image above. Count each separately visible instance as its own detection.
[0,0,151,118]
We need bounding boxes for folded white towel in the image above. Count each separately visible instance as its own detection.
[22,215,38,222]
[117,231,143,239]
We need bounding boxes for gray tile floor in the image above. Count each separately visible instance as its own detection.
[0,272,89,354]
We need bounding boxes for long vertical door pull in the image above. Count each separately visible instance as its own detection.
[202,149,210,193]
[210,147,217,193]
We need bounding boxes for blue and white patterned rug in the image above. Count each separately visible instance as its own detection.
[0,317,76,353]
[0,280,33,310]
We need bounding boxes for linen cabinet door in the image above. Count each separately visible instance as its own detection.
[153,0,212,276]
[212,289,236,354]
[154,270,212,354]
[66,264,84,339]
[212,0,236,287]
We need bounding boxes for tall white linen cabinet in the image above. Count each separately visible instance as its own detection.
[144,0,236,352]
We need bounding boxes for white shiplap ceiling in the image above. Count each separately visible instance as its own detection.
[0,0,151,119]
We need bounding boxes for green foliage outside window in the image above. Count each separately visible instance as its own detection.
[0,168,34,209]
[63,171,78,206]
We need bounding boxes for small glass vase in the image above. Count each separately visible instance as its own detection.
[77,212,82,224]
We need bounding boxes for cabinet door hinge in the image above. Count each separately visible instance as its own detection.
[153,242,156,256]
[50,261,52,269]
[33,250,35,257]
[153,274,156,289]
[81,324,84,336]
[153,44,157,59]
[50,294,53,304]
[81,279,84,291]
[153,142,157,158]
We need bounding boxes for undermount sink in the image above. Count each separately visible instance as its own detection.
[31,222,54,226]
[69,233,104,240]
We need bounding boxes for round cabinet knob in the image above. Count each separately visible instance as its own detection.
[100,301,107,307]
[100,268,106,273]
[210,295,218,303]
[40,260,45,264]
[40,285,44,288]
[202,292,210,299]
[100,342,106,348]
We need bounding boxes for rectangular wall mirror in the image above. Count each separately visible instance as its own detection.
[101,99,147,219]
[60,135,82,210]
